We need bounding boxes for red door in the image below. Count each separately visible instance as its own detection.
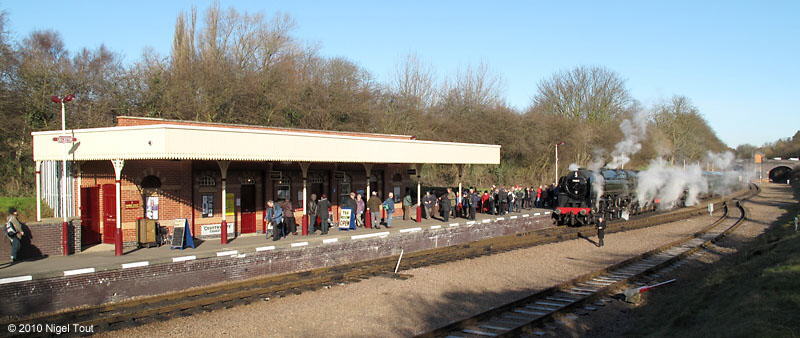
[80,187,101,245]
[102,184,117,244]
[240,185,256,233]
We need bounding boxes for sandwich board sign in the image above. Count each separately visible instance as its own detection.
[170,218,195,249]
[338,208,352,230]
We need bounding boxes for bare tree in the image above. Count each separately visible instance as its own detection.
[530,65,632,122]
[391,53,435,111]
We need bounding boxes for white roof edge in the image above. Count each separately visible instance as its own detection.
[32,124,501,149]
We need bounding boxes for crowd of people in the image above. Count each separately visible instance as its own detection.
[264,183,561,241]
[421,184,561,222]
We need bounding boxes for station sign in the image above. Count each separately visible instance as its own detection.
[52,135,77,143]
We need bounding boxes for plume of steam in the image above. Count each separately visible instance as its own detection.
[607,112,648,169]
[583,150,606,209]
[705,151,754,195]
[568,163,580,171]
[636,158,708,209]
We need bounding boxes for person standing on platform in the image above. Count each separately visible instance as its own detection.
[6,208,25,262]
[447,188,456,219]
[403,190,414,221]
[439,192,451,222]
[423,191,436,219]
[281,199,297,235]
[317,194,331,235]
[383,192,396,228]
[596,216,606,247]
[469,188,479,220]
[536,185,543,208]
[498,187,508,215]
[355,193,365,227]
[265,200,284,241]
[307,194,318,233]
[368,191,382,229]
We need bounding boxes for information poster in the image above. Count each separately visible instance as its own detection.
[226,193,235,216]
[202,195,214,217]
[338,208,352,229]
[146,196,159,220]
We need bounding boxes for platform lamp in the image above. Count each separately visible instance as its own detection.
[51,94,76,256]
[554,141,565,184]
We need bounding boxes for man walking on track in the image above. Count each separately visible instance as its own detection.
[596,216,606,247]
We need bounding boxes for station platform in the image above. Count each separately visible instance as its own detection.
[0,208,553,282]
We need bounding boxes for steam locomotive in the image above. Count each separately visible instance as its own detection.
[553,168,726,226]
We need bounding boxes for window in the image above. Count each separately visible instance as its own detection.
[338,173,352,201]
[276,183,291,201]
[141,175,161,189]
[199,175,215,187]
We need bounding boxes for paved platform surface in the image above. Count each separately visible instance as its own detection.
[0,208,553,281]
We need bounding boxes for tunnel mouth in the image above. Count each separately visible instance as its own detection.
[768,166,793,183]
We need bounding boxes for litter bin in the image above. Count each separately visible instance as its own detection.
[137,218,158,248]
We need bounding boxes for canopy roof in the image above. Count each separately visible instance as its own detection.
[32,118,501,165]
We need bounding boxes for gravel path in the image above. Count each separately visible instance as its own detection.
[102,210,727,337]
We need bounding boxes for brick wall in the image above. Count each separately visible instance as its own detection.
[0,218,81,260]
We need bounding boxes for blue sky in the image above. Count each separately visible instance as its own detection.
[3,1,798,147]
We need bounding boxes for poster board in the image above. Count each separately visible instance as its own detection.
[146,196,159,219]
[338,208,352,230]
[202,194,214,217]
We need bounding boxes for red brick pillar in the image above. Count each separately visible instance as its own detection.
[61,221,69,255]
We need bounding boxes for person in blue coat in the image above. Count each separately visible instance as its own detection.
[382,192,396,228]
[265,200,284,241]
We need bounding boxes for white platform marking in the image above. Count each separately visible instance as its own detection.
[352,232,390,240]
[64,268,95,276]
[172,255,196,262]
[121,261,149,269]
[0,276,32,284]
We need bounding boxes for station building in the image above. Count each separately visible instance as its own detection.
[31,117,500,254]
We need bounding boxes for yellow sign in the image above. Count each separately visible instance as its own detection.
[226,193,235,216]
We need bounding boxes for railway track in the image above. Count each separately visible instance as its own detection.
[2,189,752,337]
[419,184,758,338]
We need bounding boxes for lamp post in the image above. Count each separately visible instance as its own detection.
[51,94,75,256]
[554,141,565,183]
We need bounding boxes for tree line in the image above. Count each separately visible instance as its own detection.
[735,131,800,160]
[0,5,728,195]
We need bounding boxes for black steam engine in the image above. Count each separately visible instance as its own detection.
[553,167,729,226]
[553,168,650,226]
